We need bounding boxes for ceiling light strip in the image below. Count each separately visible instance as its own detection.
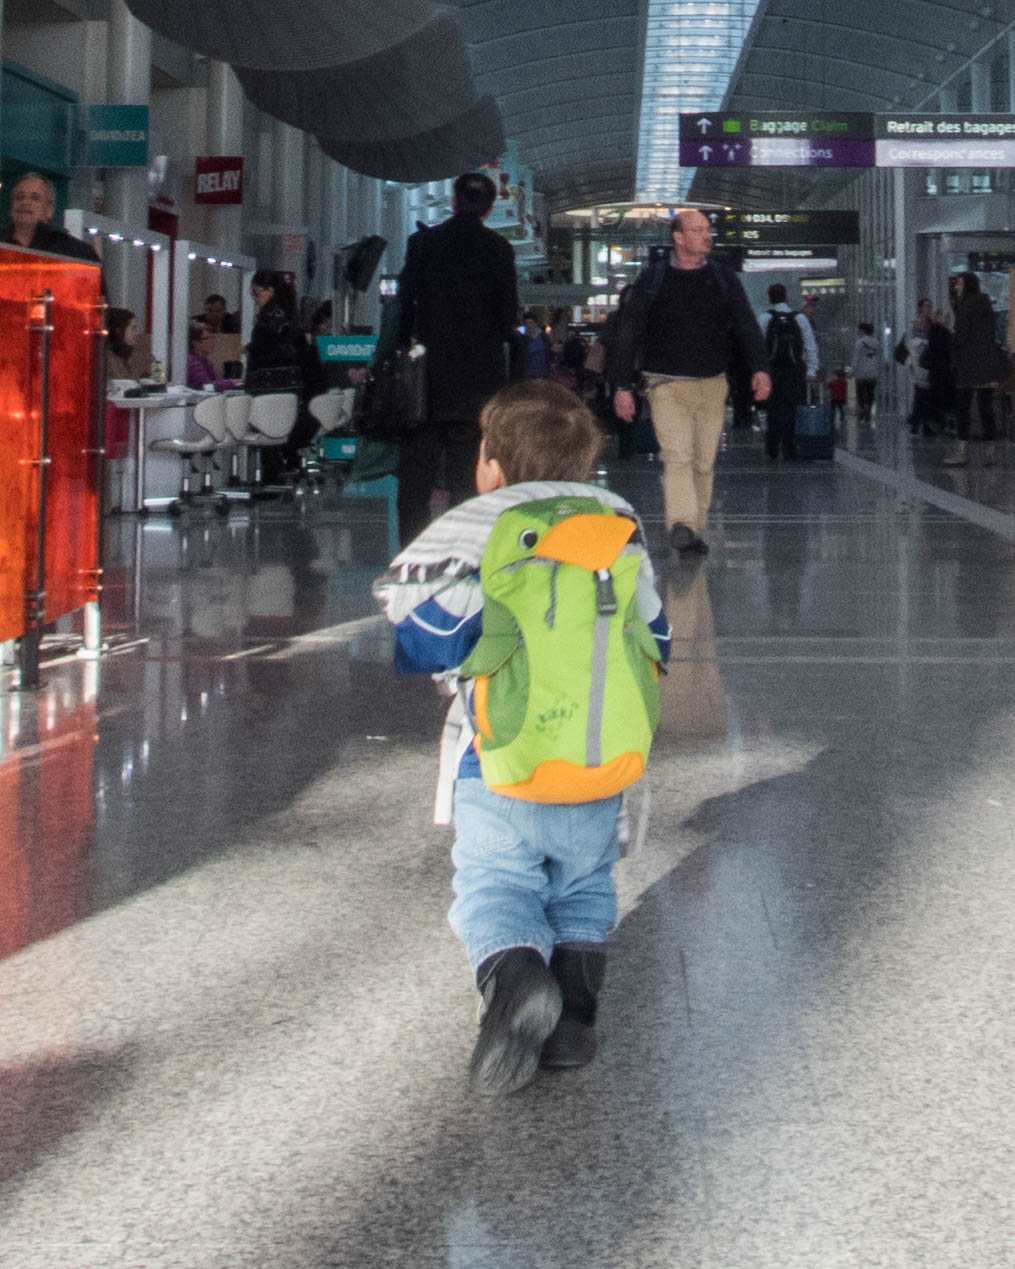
[636,0,762,201]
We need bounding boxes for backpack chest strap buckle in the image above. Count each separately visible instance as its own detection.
[595,568,617,616]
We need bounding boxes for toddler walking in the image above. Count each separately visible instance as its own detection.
[374,380,670,1094]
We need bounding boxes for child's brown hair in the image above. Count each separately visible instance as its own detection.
[479,380,603,484]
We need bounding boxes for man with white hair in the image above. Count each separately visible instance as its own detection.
[5,172,102,269]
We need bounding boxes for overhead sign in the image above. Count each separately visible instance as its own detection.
[680,112,1015,168]
[744,247,838,261]
[875,114,1015,166]
[679,113,874,167]
[317,335,378,362]
[741,252,839,273]
[86,105,149,167]
[712,210,859,245]
[194,156,243,204]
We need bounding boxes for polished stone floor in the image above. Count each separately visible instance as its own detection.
[3,428,1015,1268]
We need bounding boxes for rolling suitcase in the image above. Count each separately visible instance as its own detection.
[795,382,834,460]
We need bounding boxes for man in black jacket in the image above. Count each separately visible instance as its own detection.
[5,173,103,273]
[395,172,519,545]
[614,210,770,555]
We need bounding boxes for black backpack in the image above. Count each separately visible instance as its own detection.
[766,309,803,368]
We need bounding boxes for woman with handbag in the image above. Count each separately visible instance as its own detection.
[245,271,303,395]
[245,270,305,475]
[943,271,1000,467]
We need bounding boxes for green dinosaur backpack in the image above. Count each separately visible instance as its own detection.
[459,496,661,804]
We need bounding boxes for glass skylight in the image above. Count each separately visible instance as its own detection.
[636,0,762,201]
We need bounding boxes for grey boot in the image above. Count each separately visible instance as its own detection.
[539,945,606,1070]
[941,440,968,467]
[469,948,561,1095]
[983,442,997,467]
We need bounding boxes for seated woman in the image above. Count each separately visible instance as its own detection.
[187,321,242,391]
[104,309,140,486]
[107,307,139,379]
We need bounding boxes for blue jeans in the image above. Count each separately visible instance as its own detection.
[449,779,622,974]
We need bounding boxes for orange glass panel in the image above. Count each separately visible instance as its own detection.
[0,246,103,641]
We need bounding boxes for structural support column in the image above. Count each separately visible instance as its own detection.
[971,58,991,112]
[324,162,349,321]
[382,184,407,278]
[584,209,599,319]
[305,141,324,296]
[355,176,383,332]
[206,61,244,258]
[893,167,916,425]
[271,119,305,281]
[106,0,151,310]
[1009,30,1015,110]
[931,84,960,198]
[329,163,349,250]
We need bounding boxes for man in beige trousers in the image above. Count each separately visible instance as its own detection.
[613,210,770,555]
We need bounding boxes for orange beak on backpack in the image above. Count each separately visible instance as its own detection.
[533,515,636,570]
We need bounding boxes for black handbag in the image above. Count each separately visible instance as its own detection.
[355,348,428,442]
[245,362,303,394]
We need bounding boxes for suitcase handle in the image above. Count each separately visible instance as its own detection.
[807,381,825,406]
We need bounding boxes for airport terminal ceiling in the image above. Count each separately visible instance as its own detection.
[453,0,1015,213]
[122,1,1015,209]
[686,0,1015,210]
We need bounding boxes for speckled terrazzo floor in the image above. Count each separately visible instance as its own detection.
[3,430,1015,1268]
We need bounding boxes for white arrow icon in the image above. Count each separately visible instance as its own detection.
[698,145,713,161]
[722,143,741,161]
[697,117,712,134]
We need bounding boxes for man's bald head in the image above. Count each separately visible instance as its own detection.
[671,209,712,269]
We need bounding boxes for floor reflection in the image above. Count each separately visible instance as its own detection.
[0,678,97,957]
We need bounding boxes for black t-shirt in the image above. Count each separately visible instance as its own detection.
[10,222,102,265]
[5,222,105,298]
[641,264,732,379]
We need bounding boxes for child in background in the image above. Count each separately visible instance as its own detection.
[852,322,880,423]
[374,380,670,1096]
[828,366,847,432]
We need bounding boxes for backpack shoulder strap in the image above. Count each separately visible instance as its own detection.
[706,258,731,306]
[646,255,668,306]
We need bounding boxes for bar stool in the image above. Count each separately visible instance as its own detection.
[148,394,231,516]
[222,393,253,486]
[245,393,300,489]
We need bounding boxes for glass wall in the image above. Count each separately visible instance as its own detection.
[0,247,103,642]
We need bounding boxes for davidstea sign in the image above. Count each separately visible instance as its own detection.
[194,156,244,205]
[87,105,149,167]
[317,335,378,362]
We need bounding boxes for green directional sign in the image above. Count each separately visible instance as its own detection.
[679,112,874,167]
[676,112,1015,168]
[713,210,859,246]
